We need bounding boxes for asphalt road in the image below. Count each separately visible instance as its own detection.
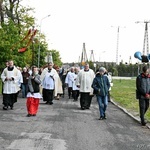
[0,92,150,150]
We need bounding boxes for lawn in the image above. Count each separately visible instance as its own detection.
[111,79,150,121]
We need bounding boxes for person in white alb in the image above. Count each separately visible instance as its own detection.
[41,62,61,105]
[72,67,80,101]
[65,67,75,99]
[1,60,21,110]
[76,63,95,110]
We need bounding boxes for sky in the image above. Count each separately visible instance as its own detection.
[22,0,150,64]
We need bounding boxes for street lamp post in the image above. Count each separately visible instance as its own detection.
[38,14,50,68]
[111,26,125,65]
[93,63,96,72]
[31,26,36,65]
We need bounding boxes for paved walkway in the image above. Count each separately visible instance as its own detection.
[0,93,150,150]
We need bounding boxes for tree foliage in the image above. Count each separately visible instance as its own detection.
[0,0,62,69]
[48,49,62,67]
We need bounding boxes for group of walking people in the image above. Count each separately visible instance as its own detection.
[1,61,63,117]
[1,60,113,120]
[1,61,40,116]
[62,63,112,120]
[2,59,150,127]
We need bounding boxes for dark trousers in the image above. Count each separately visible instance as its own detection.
[62,84,66,97]
[139,98,149,123]
[72,90,80,100]
[88,95,93,107]
[3,93,17,108]
[68,87,72,98]
[108,91,110,102]
[80,92,91,109]
[21,83,28,98]
[42,89,54,103]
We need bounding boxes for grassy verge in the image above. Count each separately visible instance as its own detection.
[111,79,150,121]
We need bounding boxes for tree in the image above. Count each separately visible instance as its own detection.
[88,61,95,72]
[48,49,62,67]
[0,0,35,68]
[0,0,50,68]
[0,0,63,69]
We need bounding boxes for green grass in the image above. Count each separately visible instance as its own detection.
[111,79,150,121]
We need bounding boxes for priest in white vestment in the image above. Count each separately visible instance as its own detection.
[76,63,95,110]
[72,67,80,101]
[65,67,75,99]
[1,60,20,110]
[41,62,62,104]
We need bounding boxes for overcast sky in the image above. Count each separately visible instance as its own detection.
[23,0,150,64]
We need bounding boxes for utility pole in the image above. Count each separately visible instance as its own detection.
[129,56,132,64]
[38,14,50,68]
[80,43,88,67]
[111,26,125,65]
[136,21,150,56]
[89,50,96,71]
[31,26,36,66]
[89,50,95,62]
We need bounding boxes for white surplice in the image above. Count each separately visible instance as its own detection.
[1,67,20,94]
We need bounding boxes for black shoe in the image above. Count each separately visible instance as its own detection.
[26,114,31,117]
[141,121,146,126]
[32,114,36,116]
[85,107,90,109]
[81,107,85,110]
[10,105,13,110]
[104,113,107,119]
[99,116,104,120]
[3,106,8,110]
[49,102,53,105]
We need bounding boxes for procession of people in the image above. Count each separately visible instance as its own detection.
[1,60,112,120]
